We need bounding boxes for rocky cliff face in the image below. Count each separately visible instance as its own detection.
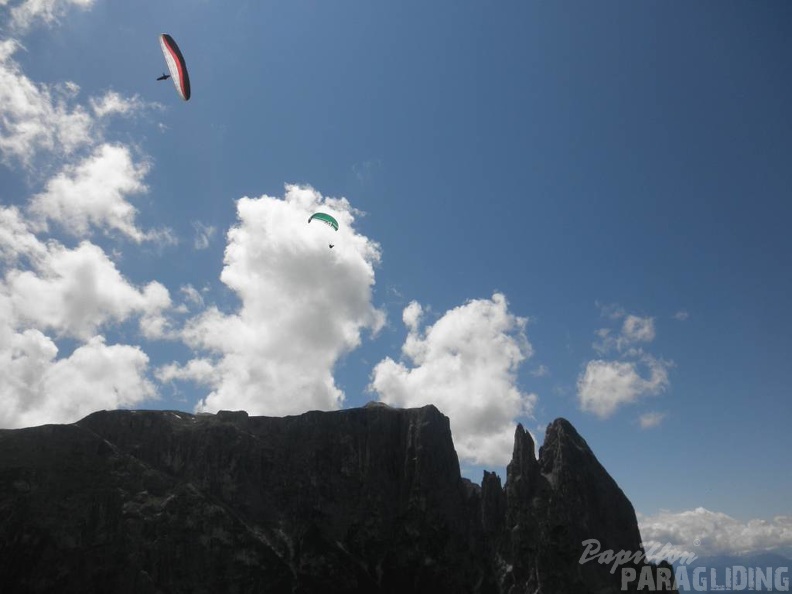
[0,404,675,593]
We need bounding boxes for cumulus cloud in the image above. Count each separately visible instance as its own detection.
[162,185,385,417]
[156,358,216,385]
[0,205,170,427]
[577,355,670,418]
[4,237,170,340]
[639,411,667,429]
[0,214,161,428]
[369,293,537,466]
[581,305,673,419]
[639,508,792,558]
[0,331,155,429]
[0,206,47,264]
[0,41,157,168]
[594,313,656,354]
[5,0,95,32]
[673,310,690,321]
[0,40,92,166]
[26,144,173,243]
[1,27,170,243]
[0,229,167,428]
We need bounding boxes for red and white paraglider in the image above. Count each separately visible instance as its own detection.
[157,34,191,101]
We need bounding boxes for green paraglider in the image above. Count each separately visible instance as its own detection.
[308,212,339,231]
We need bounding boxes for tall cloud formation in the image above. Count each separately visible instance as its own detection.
[369,293,537,466]
[159,185,385,417]
[578,307,672,420]
[639,508,792,558]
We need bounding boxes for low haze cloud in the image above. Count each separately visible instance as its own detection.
[639,508,792,558]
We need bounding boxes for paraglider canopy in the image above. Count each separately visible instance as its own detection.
[308,212,339,231]
[159,34,191,101]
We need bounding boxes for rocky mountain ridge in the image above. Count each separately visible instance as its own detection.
[0,404,676,593]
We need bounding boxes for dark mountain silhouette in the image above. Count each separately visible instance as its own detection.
[0,403,676,593]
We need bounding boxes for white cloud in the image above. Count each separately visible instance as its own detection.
[673,310,690,321]
[179,284,205,309]
[582,305,674,419]
[369,293,536,466]
[402,300,422,332]
[0,42,158,169]
[577,355,670,418]
[192,221,216,250]
[0,206,47,264]
[89,91,153,119]
[5,238,171,340]
[0,40,92,166]
[622,315,655,343]
[639,410,667,429]
[1,33,172,262]
[138,283,175,340]
[595,313,656,354]
[165,185,385,416]
[27,144,174,243]
[0,205,168,428]
[156,358,216,385]
[0,331,155,429]
[0,203,167,430]
[639,508,792,558]
[6,0,95,32]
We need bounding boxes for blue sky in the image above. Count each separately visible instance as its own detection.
[1,0,790,560]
